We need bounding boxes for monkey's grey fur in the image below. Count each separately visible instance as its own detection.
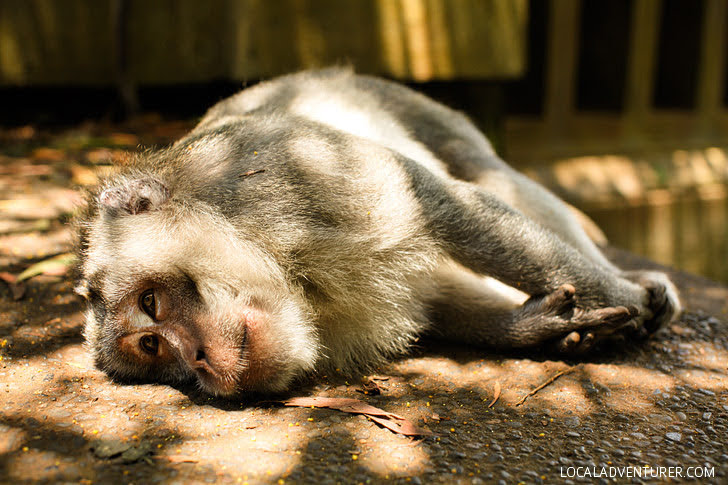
[75,68,680,396]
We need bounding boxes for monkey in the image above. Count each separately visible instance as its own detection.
[74,68,680,397]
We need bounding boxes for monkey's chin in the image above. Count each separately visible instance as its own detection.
[195,370,297,397]
[195,372,241,397]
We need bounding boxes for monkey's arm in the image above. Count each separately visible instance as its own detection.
[400,156,674,349]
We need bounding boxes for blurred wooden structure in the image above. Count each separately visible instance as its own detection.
[506,0,728,208]
[502,0,728,282]
[0,0,526,85]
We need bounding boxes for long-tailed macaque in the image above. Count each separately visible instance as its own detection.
[75,69,680,396]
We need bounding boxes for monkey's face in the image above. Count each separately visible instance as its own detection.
[77,177,319,396]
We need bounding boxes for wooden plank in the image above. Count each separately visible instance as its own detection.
[0,0,527,85]
[624,0,662,127]
[0,0,114,85]
[544,0,581,136]
[697,0,728,130]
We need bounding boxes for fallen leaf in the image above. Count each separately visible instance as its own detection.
[488,381,501,408]
[31,147,65,162]
[357,377,384,395]
[110,133,139,146]
[0,272,26,300]
[70,164,99,186]
[282,397,431,437]
[0,272,17,284]
[17,253,76,282]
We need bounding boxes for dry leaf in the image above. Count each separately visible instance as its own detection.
[110,133,140,146]
[31,147,65,162]
[70,164,99,186]
[358,377,384,395]
[17,253,76,282]
[0,271,26,300]
[282,397,431,437]
[488,381,501,408]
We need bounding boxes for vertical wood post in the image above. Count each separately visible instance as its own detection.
[697,0,728,133]
[544,0,581,138]
[624,0,662,132]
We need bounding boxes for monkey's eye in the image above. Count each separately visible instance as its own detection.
[139,334,159,356]
[139,289,156,319]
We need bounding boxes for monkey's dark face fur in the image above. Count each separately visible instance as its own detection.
[76,69,680,397]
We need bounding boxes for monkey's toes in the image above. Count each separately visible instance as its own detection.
[573,305,638,333]
[575,332,595,353]
[624,270,682,333]
[556,330,582,353]
[644,282,670,333]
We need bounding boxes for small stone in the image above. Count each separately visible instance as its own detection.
[563,416,580,427]
[120,442,153,463]
[702,412,712,420]
[666,432,682,442]
[92,440,132,459]
[487,453,503,463]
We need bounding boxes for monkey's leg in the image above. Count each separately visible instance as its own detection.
[427,261,638,351]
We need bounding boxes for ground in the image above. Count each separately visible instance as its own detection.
[1,120,727,484]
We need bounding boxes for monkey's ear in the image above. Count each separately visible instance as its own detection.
[98,178,170,215]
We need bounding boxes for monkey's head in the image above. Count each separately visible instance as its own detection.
[75,172,319,397]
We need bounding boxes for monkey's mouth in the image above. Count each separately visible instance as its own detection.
[195,366,241,396]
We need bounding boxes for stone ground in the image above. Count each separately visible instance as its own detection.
[0,120,727,484]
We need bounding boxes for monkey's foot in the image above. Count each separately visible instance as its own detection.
[622,270,681,336]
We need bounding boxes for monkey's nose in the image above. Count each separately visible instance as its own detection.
[192,348,214,373]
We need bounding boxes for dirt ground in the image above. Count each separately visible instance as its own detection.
[1,120,727,484]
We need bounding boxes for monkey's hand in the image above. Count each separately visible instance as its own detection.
[503,284,639,353]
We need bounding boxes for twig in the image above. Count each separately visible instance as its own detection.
[515,364,580,406]
[240,169,265,178]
